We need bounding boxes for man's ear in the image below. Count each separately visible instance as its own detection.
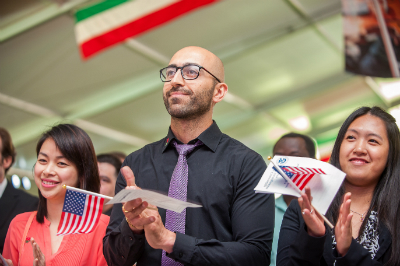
[2,156,13,170]
[212,83,228,104]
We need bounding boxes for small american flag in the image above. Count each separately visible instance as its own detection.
[57,189,104,235]
[274,166,326,190]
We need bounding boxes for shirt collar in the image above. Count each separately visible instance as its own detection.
[275,195,288,212]
[162,121,222,153]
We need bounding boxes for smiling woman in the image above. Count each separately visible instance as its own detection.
[2,124,109,266]
[277,106,400,266]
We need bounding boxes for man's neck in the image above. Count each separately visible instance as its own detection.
[170,115,213,144]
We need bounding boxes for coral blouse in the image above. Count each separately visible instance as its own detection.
[3,212,109,266]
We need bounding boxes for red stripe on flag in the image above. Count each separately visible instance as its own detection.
[82,195,95,233]
[292,173,301,183]
[71,216,83,234]
[294,174,306,186]
[63,213,75,235]
[86,197,104,233]
[57,211,67,235]
[80,0,219,59]
[79,195,93,233]
[299,173,315,190]
[83,195,98,233]
[318,168,326,174]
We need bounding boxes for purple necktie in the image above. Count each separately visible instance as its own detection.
[161,140,203,266]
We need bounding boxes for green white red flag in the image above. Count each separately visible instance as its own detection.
[75,0,219,59]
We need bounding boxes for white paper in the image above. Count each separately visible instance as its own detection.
[255,156,346,215]
[107,189,202,213]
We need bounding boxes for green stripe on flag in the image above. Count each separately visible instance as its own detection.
[75,0,131,22]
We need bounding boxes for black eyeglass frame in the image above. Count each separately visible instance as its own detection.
[160,64,221,83]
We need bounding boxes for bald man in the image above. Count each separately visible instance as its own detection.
[103,46,274,266]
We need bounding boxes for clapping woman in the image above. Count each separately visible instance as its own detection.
[277,106,400,266]
[2,124,109,266]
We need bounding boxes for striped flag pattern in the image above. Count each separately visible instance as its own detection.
[274,166,326,191]
[57,189,104,235]
[75,0,220,59]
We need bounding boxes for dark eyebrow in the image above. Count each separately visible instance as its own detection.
[38,152,66,159]
[347,128,383,141]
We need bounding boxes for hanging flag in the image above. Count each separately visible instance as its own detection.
[57,188,104,235]
[75,0,220,59]
[273,166,326,191]
[342,0,400,77]
[255,156,346,215]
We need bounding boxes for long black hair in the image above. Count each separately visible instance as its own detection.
[327,106,400,266]
[35,124,100,223]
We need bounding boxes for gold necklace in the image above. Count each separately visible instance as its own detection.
[350,209,367,221]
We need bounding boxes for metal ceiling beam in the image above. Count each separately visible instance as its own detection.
[0,93,149,147]
[124,39,170,66]
[0,0,90,42]
[217,1,342,64]
[283,0,341,53]
[255,71,355,112]
[364,77,390,108]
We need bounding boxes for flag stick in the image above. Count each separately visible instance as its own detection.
[63,185,113,200]
[267,157,334,229]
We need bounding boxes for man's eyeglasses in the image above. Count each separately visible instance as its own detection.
[160,64,221,83]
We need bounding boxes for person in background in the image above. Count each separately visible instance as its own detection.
[97,153,122,216]
[109,151,126,163]
[0,128,38,254]
[277,106,400,266]
[270,132,316,266]
[103,46,275,266]
[2,124,109,266]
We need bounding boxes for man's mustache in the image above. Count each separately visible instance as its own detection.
[166,87,192,97]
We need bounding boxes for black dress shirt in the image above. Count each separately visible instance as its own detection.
[103,122,275,266]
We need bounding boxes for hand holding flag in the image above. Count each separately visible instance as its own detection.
[255,156,346,217]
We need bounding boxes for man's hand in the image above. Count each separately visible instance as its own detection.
[143,208,176,253]
[121,166,155,233]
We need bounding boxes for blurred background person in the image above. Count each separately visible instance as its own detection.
[270,132,316,266]
[2,124,109,266]
[109,151,126,163]
[97,153,122,216]
[0,128,38,254]
[277,106,400,266]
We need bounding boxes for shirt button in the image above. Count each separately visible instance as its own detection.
[179,252,183,258]
[121,255,125,259]
[129,237,133,240]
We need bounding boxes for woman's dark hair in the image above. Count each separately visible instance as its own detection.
[327,106,400,266]
[35,124,100,223]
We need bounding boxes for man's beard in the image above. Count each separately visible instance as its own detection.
[163,85,215,120]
